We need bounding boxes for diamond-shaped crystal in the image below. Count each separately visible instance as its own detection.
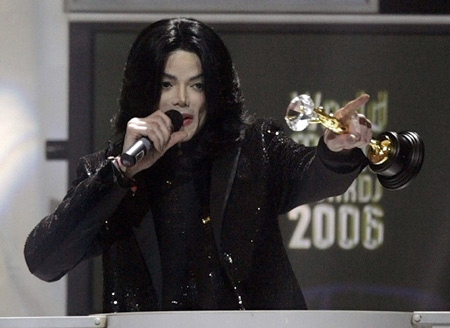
[284,94,315,131]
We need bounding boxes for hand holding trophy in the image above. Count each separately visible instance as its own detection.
[285,94,424,190]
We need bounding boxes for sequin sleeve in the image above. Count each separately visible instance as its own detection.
[258,119,368,213]
[23,151,131,282]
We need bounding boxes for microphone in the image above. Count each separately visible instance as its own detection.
[120,109,183,167]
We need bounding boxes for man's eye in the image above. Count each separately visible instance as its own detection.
[162,81,172,88]
[192,83,204,91]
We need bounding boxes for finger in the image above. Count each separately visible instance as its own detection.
[346,112,362,142]
[324,124,364,152]
[358,116,373,145]
[159,110,177,131]
[150,111,183,148]
[146,120,172,152]
[357,115,371,128]
[335,94,370,121]
[123,118,149,150]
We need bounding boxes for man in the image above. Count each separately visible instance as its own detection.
[24,17,371,312]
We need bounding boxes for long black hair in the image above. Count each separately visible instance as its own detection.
[113,17,249,155]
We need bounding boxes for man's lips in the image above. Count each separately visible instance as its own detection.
[182,114,193,126]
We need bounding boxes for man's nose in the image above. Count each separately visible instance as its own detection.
[173,87,187,107]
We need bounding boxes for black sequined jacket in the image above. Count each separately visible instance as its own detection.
[24,119,367,312]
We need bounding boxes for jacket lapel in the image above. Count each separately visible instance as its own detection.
[210,142,242,250]
[133,210,163,309]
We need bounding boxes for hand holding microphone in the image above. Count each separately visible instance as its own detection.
[120,109,184,168]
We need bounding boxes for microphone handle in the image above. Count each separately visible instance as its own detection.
[120,137,152,168]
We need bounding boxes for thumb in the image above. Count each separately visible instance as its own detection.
[166,130,189,149]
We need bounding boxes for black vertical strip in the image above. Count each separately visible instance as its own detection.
[67,23,95,315]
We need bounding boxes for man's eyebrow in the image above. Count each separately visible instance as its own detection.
[162,73,204,81]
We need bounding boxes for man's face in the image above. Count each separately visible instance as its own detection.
[159,50,207,141]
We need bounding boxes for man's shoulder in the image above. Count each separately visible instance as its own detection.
[244,117,286,140]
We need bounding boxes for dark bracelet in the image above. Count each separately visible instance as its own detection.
[109,156,137,193]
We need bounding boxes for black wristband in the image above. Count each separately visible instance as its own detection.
[109,156,137,189]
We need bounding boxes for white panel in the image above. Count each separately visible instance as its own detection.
[0,0,67,317]
[0,316,106,328]
[105,311,412,328]
[65,0,379,14]
[412,312,450,328]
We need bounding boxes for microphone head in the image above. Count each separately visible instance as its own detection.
[165,110,183,132]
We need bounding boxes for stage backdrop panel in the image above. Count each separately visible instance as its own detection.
[74,21,450,313]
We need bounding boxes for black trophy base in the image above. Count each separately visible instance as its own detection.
[369,131,425,190]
